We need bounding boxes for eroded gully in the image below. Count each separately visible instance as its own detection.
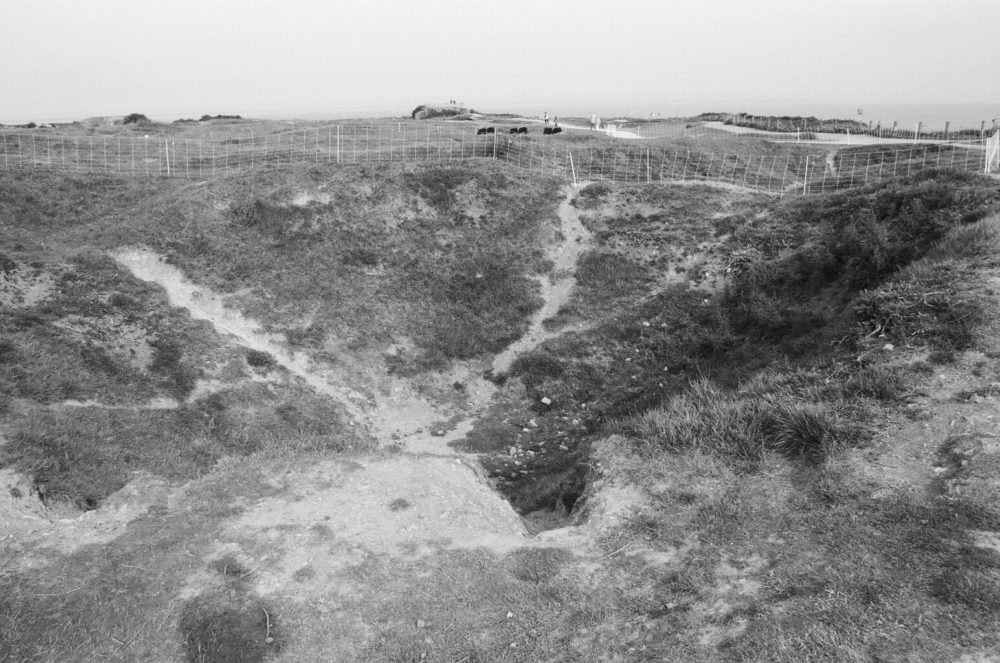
[110,183,593,549]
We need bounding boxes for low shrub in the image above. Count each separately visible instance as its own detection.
[123,113,149,125]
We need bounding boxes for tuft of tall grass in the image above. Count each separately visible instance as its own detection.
[763,402,838,461]
[629,378,840,466]
[843,365,906,400]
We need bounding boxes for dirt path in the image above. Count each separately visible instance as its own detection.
[492,184,592,375]
[112,248,372,425]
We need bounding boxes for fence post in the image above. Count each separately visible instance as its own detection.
[803,155,810,194]
[165,138,171,177]
[337,125,341,164]
[492,130,497,160]
[646,148,651,182]
[569,152,577,185]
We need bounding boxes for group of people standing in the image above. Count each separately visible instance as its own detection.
[540,112,602,130]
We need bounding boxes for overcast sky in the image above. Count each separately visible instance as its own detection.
[2,0,998,123]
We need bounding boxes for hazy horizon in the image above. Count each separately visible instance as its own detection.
[3,0,999,127]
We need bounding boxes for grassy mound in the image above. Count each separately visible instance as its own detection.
[474,170,1000,522]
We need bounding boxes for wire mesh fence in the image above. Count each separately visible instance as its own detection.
[681,113,998,141]
[0,123,500,178]
[2,122,997,194]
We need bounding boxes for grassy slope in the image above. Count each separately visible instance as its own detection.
[0,162,562,509]
[0,162,566,662]
[497,169,1000,660]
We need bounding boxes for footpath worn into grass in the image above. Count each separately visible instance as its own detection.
[3,163,1000,662]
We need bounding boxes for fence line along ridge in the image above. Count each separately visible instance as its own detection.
[2,122,998,195]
